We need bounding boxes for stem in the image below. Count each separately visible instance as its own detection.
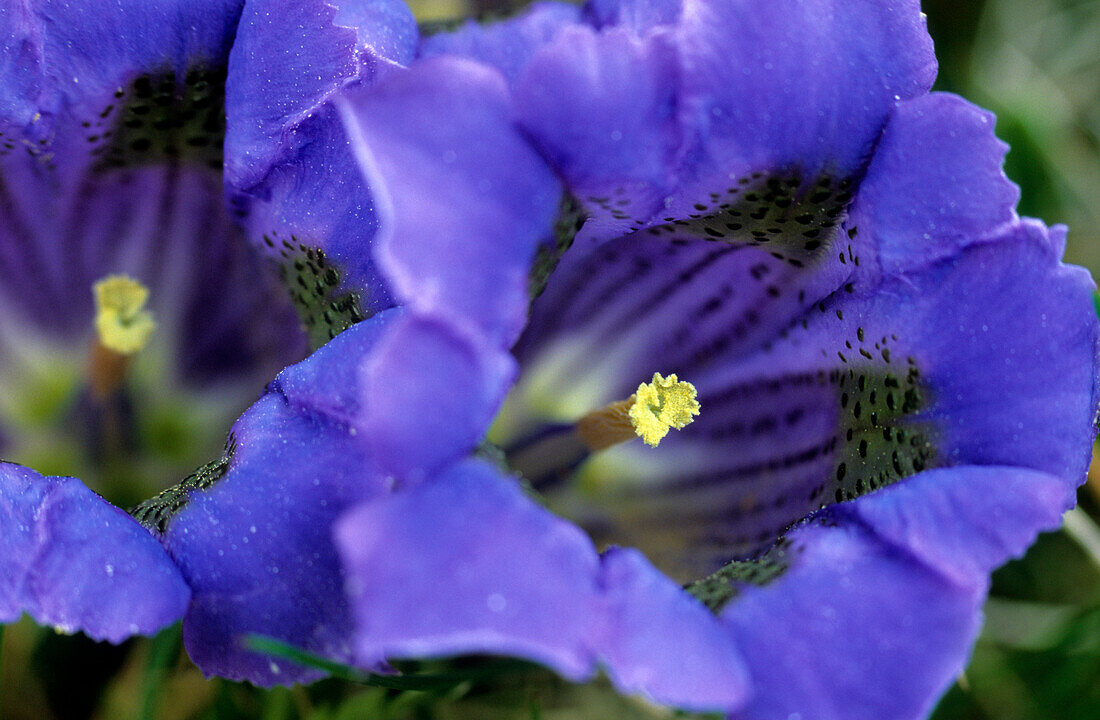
[244,634,534,691]
[136,624,181,720]
[1063,507,1100,573]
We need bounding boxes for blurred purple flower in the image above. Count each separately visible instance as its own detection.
[0,0,417,682]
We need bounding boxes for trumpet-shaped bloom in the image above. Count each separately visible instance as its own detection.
[0,0,419,685]
[2,0,1098,716]
[330,2,1100,717]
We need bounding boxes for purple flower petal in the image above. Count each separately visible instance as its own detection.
[419,2,581,85]
[851,92,1021,278]
[509,0,936,241]
[597,546,750,710]
[172,404,368,684]
[273,306,519,480]
[339,56,562,347]
[514,24,681,243]
[333,0,418,68]
[233,107,395,328]
[0,0,242,197]
[1,0,307,383]
[670,0,936,200]
[586,0,682,31]
[722,519,982,720]
[269,307,404,425]
[354,315,516,481]
[162,397,381,685]
[0,1,43,130]
[887,220,1098,477]
[224,0,416,324]
[0,163,305,385]
[1,462,189,643]
[722,464,1072,720]
[1,0,242,132]
[157,309,511,685]
[509,228,852,431]
[335,458,749,712]
[838,466,1074,587]
[158,315,396,685]
[224,0,413,191]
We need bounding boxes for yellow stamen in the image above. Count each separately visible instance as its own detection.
[576,372,701,451]
[629,372,701,446]
[93,275,156,355]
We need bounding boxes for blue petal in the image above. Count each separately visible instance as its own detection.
[1,0,242,128]
[419,2,582,85]
[850,92,1021,277]
[335,458,749,712]
[224,0,414,190]
[165,393,380,685]
[275,307,518,481]
[722,519,982,720]
[585,0,682,31]
[0,1,43,129]
[512,0,936,240]
[1,0,306,383]
[597,546,750,710]
[339,56,562,347]
[1,462,189,642]
[838,466,1074,587]
[160,315,395,685]
[670,0,936,199]
[722,464,1072,720]
[269,307,404,425]
[234,107,395,323]
[889,221,1098,478]
[0,0,242,190]
[354,315,516,481]
[509,228,852,430]
[159,310,510,685]
[224,0,417,321]
[514,24,681,243]
[333,0,418,67]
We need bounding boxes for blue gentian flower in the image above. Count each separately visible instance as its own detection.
[2,1,1097,718]
[0,0,419,683]
[327,1,1100,717]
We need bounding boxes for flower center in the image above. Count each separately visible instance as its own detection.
[93,274,157,354]
[494,171,945,589]
[0,168,307,507]
[576,372,701,450]
[505,371,700,494]
[87,274,156,399]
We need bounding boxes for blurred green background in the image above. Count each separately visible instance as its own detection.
[2,1,1099,718]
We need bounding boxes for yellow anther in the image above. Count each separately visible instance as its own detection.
[575,372,701,451]
[628,372,701,447]
[93,275,156,355]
